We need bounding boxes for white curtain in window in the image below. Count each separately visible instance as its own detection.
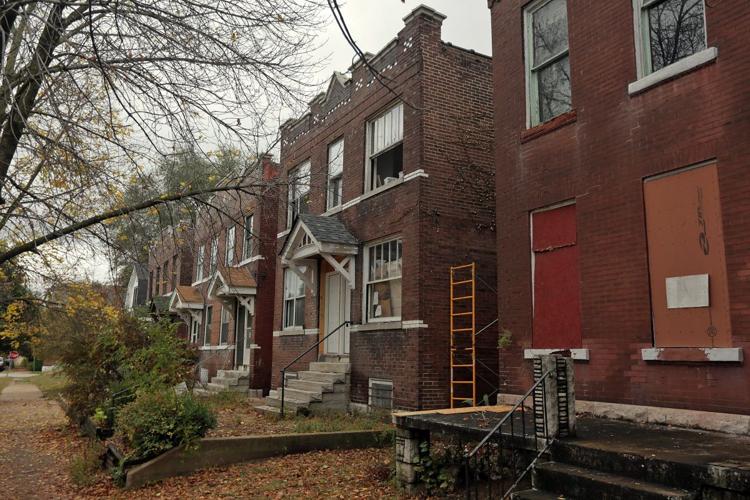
[370,104,403,156]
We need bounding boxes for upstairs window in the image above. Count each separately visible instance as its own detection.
[636,0,707,75]
[365,238,403,322]
[209,237,218,275]
[366,103,403,191]
[225,226,236,266]
[243,214,254,260]
[196,245,205,282]
[524,0,571,127]
[327,139,344,210]
[283,268,305,329]
[287,161,310,228]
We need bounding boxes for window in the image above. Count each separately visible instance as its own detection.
[327,139,344,210]
[204,306,213,346]
[196,245,205,281]
[209,237,218,274]
[524,0,571,127]
[190,315,202,344]
[369,378,394,410]
[636,0,707,75]
[171,255,178,287]
[220,306,230,344]
[244,305,253,343]
[225,226,236,266]
[287,161,310,228]
[283,268,305,329]
[366,104,403,191]
[243,214,254,260]
[365,238,403,322]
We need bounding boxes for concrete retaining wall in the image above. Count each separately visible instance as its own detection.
[125,429,393,489]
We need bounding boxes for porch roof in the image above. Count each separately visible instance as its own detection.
[208,266,257,299]
[168,285,204,313]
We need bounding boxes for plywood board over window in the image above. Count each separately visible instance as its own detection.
[531,203,582,349]
[644,163,731,348]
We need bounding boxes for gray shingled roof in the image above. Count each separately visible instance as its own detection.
[299,214,358,246]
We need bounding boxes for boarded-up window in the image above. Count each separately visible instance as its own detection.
[644,164,731,347]
[532,203,582,349]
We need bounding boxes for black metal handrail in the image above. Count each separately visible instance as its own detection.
[464,368,555,499]
[280,320,350,417]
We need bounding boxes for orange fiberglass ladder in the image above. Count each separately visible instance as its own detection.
[450,263,476,408]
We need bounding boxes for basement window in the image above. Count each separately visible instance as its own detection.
[369,378,394,410]
[366,103,404,191]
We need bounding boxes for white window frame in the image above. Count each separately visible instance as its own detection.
[190,314,202,344]
[196,245,205,281]
[363,237,403,324]
[203,305,213,346]
[368,378,394,410]
[283,268,306,329]
[225,226,236,266]
[209,237,218,275]
[327,139,345,210]
[219,306,230,345]
[523,0,571,128]
[287,161,310,229]
[243,214,254,260]
[365,103,404,193]
[244,304,253,343]
[632,0,709,79]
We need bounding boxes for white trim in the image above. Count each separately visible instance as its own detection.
[401,320,429,329]
[350,321,402,332]
[235,255,264,267]
[273,328,320,337]
[363,237,403,324]
[277,229,291,239]
[628,47,717,96]
[524,348,590,361]
[191,276,211,287]
[641,347,743,363]
[198,344,235,351]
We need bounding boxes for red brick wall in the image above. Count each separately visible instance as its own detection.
[271,9,496,410]
[491,0,750,414]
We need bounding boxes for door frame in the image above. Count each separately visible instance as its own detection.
[324,270,351,355]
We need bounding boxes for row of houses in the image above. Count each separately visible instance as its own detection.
[127,1,750,417]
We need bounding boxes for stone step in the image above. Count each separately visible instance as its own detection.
[308,361,350,374]
[551,441,705,492]
[212,376,241,387]
[319,354,350,363]
[217,369,250,379]
[533,461,696,500]
[206,382,248,393]
[192,388,213,397]
[511,490,567,500]
[266,390,310,409]
[276,386,322,403]
[299,370,346,384]
[255,404,281,416]
[286,378,332,394]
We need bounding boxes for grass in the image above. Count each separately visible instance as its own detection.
[290,410,393,434]
[0,377,11,393]
[27,371,68,399]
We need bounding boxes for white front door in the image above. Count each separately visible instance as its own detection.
[324,272,349,355]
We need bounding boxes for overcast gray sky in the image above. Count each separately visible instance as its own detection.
[85,0,492,284]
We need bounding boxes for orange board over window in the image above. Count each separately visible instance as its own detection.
[644,163,732,348]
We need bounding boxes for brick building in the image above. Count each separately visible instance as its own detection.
[264,6,497,413]
[162,157,279,390]
[489,0,750,414]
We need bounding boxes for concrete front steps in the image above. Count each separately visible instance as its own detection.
[256,359,350,416]
[194,369,252,396]
[512,440,700,500]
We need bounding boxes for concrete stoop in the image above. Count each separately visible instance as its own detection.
[512,425,750,500]
[196,369,256,396]
[257,359,350,415]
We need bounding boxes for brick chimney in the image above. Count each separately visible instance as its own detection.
[261,154,278,181]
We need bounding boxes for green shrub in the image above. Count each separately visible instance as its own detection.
[115,389,215,462]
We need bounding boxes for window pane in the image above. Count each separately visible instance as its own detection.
[369,104,403,156]
[328,140,344,177]
[537,55,572,123]
[294,297,305,327]
[648,0,706,72]
[284,299,294,328]
[532,0,569,67]
[368,278,402,319]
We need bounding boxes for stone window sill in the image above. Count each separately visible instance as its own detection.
[629,47,717,96]
[520,110,577,144]
[524,348,590,361]
[198,344,235,351]
[350,321,403,333]
[273,328,319,337]
[641,347,743,363]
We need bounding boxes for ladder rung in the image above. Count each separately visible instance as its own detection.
[453,296,473,301]
[452,347,475,351]
[452,381,474,385]
[452,364,474,368]
[452,280,473,286]
[452,397,472,401]
[451,264,475,270]
[452,328,474,332]
[451,312,473,317]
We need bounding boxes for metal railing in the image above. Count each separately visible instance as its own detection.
[280,320,350,417]
[463,367,555,499]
